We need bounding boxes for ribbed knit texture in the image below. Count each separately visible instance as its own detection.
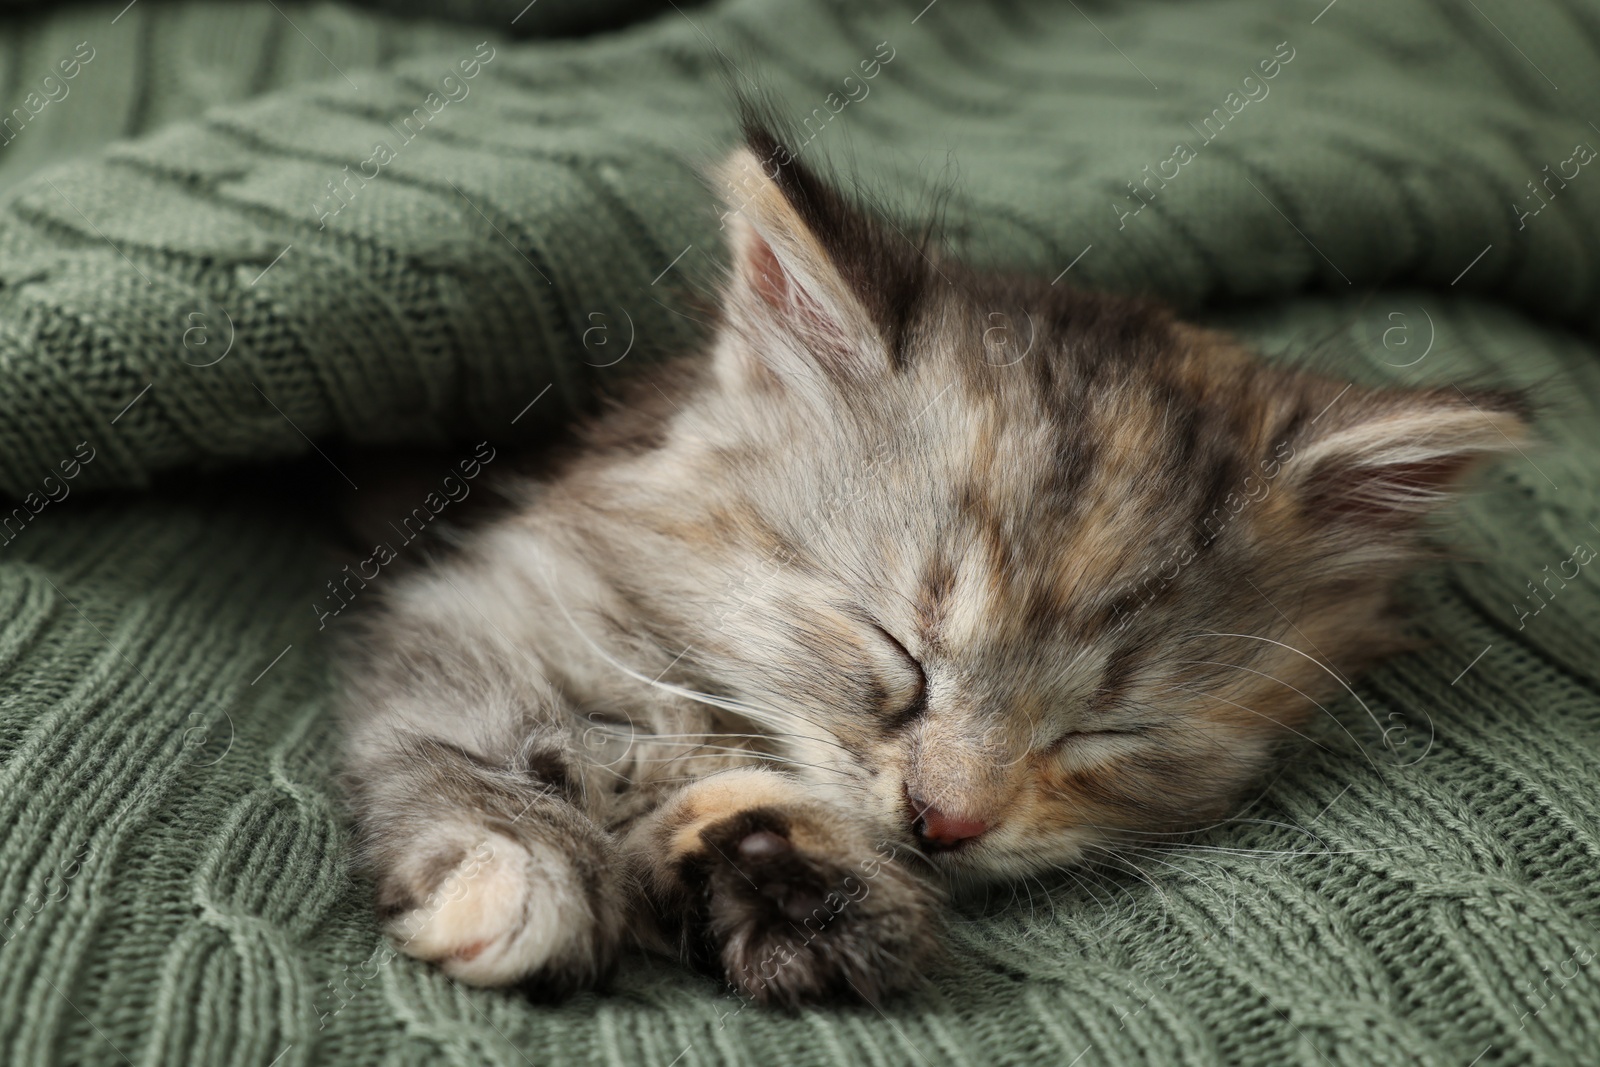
[1,1,1598,1064]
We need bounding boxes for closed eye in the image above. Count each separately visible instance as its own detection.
[872,623,927,725]
[1045,726,1151,754]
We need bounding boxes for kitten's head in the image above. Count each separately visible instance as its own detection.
[594,129,1528,882]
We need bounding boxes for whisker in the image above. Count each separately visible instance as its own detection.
[1166,660,1372,768]
[1192,632,1393,757]
[1040,862,1149,935]
[627,743,858,779]
[1078,844,1175,914]
[1159,681,1344,761]
[1123,841,1399,860]
[644,659,854,749]
[1054,866,1128,928]
[1081,811,1349,880]
[1099,844,1240,905]
[538,564,854,758]
[1025,872,1060,927]
[578,723,859,758]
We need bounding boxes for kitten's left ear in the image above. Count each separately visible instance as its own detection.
[1287,385,1531,526]
[714,130,921,386]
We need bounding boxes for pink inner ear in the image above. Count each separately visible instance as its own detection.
[743,229,855,363]
[747,231,792,309]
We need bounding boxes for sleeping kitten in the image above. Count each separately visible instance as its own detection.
[337,125,1528,1006]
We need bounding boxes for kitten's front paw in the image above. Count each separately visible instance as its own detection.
[380,825,623,991]
[697,808,940,1007]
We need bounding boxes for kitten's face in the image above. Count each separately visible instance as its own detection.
[587,139,1525,883]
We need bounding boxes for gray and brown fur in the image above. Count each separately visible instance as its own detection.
[338,124,1529,1005]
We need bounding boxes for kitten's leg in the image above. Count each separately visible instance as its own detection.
[623,767,941,1006]
[346,732,631,990]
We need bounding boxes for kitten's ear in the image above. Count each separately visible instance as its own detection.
[1288,385,1531,526]
[713,132,916,386]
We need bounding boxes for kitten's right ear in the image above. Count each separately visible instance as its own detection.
[712,130,919,389]
[716,145,884,387]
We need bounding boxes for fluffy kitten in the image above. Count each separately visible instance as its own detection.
[337,126,1528,1006]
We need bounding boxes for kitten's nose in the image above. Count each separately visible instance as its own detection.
[908,795,990,850]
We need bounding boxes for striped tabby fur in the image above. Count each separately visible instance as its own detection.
[338,126,1528,1005]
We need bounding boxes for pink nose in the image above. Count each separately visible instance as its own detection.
[909,796,991,850]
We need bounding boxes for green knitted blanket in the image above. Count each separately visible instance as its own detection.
[3,1,1599,1064]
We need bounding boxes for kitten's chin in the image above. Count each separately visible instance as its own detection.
[929,852,990,888]
[936,855,1033,897]
[927,834,1095,888]
[921,849,1001,886]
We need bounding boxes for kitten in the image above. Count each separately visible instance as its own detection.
[337,124,1529,1006]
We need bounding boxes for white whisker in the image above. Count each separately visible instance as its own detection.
[1193,632,1393,757]
[1079,845,1176,914]
[625,742,856,779]
[537,563,855,768]
[1161,681,1348,763]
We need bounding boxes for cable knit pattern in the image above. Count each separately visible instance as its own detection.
[0,1,1598,1064]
